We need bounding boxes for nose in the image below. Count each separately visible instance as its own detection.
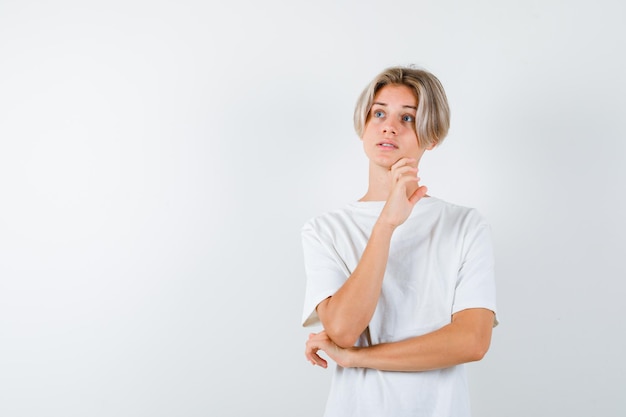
[382,120,398,135]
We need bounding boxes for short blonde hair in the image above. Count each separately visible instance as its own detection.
[354,66,450,148]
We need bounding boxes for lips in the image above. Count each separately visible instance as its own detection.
[377,140,398,149]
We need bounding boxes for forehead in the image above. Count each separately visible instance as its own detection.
[373,84,417,106]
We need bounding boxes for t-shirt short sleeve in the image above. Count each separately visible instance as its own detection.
[300,221,350,327]
[452,213,499,326]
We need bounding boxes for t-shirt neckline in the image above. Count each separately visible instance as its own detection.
[347,196,439,215]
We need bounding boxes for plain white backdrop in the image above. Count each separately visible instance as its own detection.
[1,0,625,416]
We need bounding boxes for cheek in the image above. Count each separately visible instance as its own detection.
[361,126,376,142]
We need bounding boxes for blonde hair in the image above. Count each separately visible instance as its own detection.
[353,66,450,148]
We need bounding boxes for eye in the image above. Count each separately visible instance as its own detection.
[402,114,415,123]
[373,110,385,118]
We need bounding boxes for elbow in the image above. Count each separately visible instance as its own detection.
[316,300,364,348]
[468,346,488,362]
[324,324,360,349]
[335,337,358,349]
[466,337,491,362]
[452,308,494,363]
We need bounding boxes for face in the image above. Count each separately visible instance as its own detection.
[361,84,431,169]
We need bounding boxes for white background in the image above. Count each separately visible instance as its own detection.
[1,0,625,416]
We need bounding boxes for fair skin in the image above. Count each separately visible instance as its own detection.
[304,84,494,371]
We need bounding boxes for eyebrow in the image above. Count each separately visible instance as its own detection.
[372,101,417,110]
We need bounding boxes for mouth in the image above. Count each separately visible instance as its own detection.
[377,141,398,149]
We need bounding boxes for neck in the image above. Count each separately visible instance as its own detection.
[360,161,420,201]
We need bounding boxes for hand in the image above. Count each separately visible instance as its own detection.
[305,331,352,369]
[378,158,428,228]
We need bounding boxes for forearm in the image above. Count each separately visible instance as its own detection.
[346,309,494,371]
[317,220,395,348]
[316,158,426,348]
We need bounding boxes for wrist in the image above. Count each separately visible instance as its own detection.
[342,347,362,368]
[373,218,398,234]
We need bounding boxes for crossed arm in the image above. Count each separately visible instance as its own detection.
[304,158,494,372]
[305,307,494,371]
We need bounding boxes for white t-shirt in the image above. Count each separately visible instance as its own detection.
[301,197,497,417]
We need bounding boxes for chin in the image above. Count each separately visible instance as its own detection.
[370,156,396,169]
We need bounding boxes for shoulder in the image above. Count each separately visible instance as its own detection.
[421,197,489,232]
[303,207,348,232]
[300,206,363,259]
[301,202,368,235]
[422,196,486,218]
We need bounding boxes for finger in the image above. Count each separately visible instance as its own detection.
[392,166,418,183]
[408,185,428,204]
[305,342,329,368]
[305,337,323,359]
[304,342,316,363]
[391,157,416,170]
[308,332,326,342]
[392,165,417,175]
[394,175,419,189]
[311,352,328,368]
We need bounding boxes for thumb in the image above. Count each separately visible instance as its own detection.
[408,185,428,205]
